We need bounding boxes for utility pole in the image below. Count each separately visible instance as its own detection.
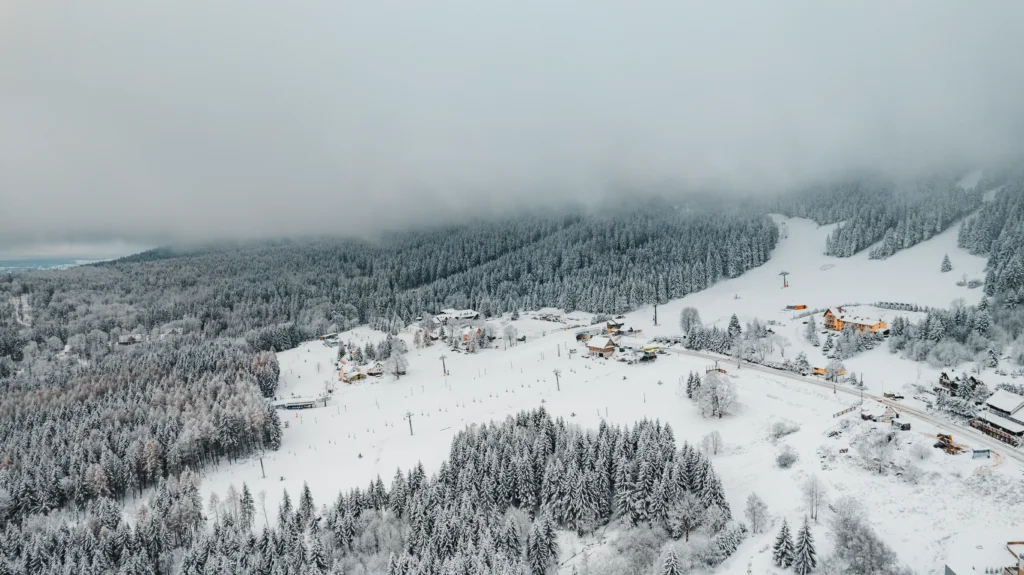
[653,303,658,326]
[779,270,789,288]
[405,411,414,436]
[439,354,448,376]
[553,369,561,392]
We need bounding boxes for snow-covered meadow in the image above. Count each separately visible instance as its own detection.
[193,217,1021,573]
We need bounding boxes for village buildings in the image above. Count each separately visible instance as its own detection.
[823,306,887,333]
[587,336,616,358]
[431,309,479,326]
[974,389,1024,441]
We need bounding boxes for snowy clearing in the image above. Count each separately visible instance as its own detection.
[190,217,1019,573]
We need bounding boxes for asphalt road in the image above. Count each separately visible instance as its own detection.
[664,347,1024,466]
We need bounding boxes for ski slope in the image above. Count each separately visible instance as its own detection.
[190,217,1019,573]
[622,214,988,337]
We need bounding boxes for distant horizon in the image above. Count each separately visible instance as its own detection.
[0,240,151,262]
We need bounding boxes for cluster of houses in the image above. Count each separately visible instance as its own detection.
[573,328,659,363]
[934,371,1024,447]
[337,360,401,383]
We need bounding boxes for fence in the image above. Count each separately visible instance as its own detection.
[832,405,858,418]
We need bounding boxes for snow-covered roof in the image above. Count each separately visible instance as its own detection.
[272,396,316,407]
[827,307,883,327]
[438,309,478,319]
[945,541,1012,575]
[860,401,890,417]
[588,337,615,349]
[985,389,1024,415]
[979,410,1024,434]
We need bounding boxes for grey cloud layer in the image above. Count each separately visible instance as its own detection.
[2,0,1023,247]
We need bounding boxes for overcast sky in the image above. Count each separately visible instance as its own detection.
[2,1,1024,255]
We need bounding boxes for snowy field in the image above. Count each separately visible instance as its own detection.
[192,217,1021,574]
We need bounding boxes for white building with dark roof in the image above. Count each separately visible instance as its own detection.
[978,389,1024,438]
[986,389,1024,418]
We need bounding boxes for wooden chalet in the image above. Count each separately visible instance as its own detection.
[588,336,616,358]
[340,365,367,383]
[823,307,887,333]
[605,319,624,333]
[937,372,983,394]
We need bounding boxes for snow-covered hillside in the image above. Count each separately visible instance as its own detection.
[191,217,1020,573]
[619,214,987,336]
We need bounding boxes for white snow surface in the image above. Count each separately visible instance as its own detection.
[986,389,1024,415]
[187,217,1023,574]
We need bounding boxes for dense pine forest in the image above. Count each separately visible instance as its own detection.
[6,178,1024,573]
[0,203,777,356]
[0,410,745,575]
[0,202,770,574]
[0,340,283,527]
[776,174,982,259]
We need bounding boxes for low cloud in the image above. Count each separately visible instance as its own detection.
[2,0,1024,251]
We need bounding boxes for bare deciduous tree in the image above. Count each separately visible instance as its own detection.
[744,492,769,533]
[801,474,828,522]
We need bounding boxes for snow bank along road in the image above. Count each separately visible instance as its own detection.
[665,347,1024,466]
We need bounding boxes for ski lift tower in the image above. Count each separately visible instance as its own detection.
[779,270,789,288]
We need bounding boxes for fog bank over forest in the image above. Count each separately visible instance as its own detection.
[3,0,1024,251]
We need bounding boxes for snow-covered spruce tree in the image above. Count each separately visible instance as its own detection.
[773,518,795,567]
[941,254,952,272]
[804,316,820,346]
[526,512,559,575]
[728,314,742,339]
[661,547,684,575]
[686,371,701,399]
[794,351,811,374]
[793,515,817,575]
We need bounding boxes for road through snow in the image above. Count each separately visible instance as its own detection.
[665,347,1024,466]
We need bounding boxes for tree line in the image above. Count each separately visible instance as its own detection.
[0,409,747,575]
[0,339,282,527]
[0,203,777,357]
[776,173,982,258]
